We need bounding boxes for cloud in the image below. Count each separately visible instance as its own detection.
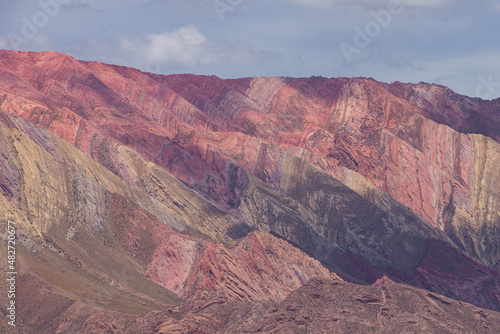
[120,25,258,68]
[286,0,455,11]
[145,25,207,65]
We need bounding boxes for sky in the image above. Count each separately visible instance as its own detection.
[0,0,499,99]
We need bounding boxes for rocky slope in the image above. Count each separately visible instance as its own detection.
[2,50,498,270]
[16,278,500,334]
[0,50,499,332]
[0,111,340,333]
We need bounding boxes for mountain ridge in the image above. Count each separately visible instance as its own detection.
[0,50,499,333]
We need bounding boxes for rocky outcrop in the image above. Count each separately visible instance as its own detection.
[146,231,342,307]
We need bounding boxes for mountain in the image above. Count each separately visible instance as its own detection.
[0,50,499,333]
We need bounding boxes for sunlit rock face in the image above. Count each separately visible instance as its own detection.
[0,50,499,333]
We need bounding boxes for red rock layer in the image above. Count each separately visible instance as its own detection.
[0,110,343,333]
[146,231,341,307]
[0,51,496,241]
[1,50,499,316]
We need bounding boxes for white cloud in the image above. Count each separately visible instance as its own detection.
[286,0,455,11]
[118,25,258,68]
[145,25,207,65]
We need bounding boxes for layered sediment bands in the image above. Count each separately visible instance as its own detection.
[107,189,341,305]
[238,152,500,310]
[0,112,240,242]
[146,231,342,306]
[386,81,500,143]
[1,50,500,321]
[1,52,498,269]
[0,116,183,333]
[240,152,442,274]
[0,55,252,212]
[410,240,500,313]
[453,135,500,269]
[0,110,347,333]
[310,79,471,226]
[0,110,241,317]
[264,78,498,269]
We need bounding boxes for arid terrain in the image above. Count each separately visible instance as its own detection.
[0,50,499,333]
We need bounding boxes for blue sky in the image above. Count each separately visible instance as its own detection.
[0,0,499,99]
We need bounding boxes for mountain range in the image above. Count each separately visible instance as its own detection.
[0,50,499,333]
